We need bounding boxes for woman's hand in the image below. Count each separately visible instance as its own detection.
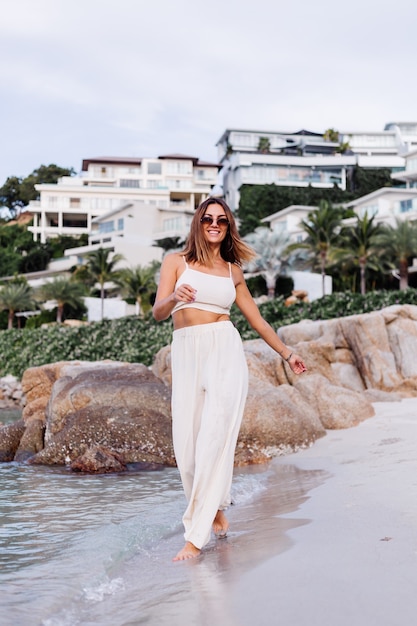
[287,353,307,374]
[174,283,197,304]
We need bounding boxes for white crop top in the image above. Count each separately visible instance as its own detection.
[171,258,236,316]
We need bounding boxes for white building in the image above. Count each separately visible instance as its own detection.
[344,187,417,227]
[217,125,411,211]
[261,205,316,243]
[391,148,417,188]
[339,122,417,159]
[63,198,194,269]
[28,154,220,268]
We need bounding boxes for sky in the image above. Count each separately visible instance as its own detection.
[1,0,417,185]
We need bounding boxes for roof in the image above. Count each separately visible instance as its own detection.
[158,154,220,167]
[345,186,417,208]
[262,205,317,222]
[82,154,220,171]
[216,128,324,145]
[82,157,142,171]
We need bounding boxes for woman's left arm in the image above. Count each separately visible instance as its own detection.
[233,266,307,375]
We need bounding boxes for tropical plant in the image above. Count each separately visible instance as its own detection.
[335,213,384,295]
[0,164,75,216]
[257,137,271,154]
[82,248,125,320]
[0,282,35,329]
[288,202,344,296]
[153,236,184,254]
[244,227,293,298]
[114,262,159,316]
[37,277,86,323]
[375,218,417,290]
[0,223,51,277]
[323,128,339,142]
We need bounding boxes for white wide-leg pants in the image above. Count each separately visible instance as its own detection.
[171,321,248,550]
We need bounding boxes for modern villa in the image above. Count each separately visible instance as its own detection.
[18,123,417,313]
[217,123,417,211]
[27,154,220,267]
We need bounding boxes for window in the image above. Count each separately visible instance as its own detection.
[166,178,191,190]
[400,199,414,213]
[163,217,182,231]
[98,221,115,233]
[117,218,124,231]
[69,198,81,208]
[232,133,253,147]
[406,158,417,172]
[165,161,192,175]
[147,162,162,175]
[62,215,87,228]
[120,179,140,188]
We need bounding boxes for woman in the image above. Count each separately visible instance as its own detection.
[153,197,306,561]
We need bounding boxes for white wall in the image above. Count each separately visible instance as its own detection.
[84,297,136,322]
[290,270,332,301]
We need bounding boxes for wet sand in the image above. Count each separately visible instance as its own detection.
[140,397,417,625]
[231,397,417,626]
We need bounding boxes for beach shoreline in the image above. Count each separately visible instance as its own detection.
[228,397,417,626]
[139,397,417,626]
[3,397,417,625]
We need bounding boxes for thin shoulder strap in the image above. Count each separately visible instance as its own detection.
[228,262,232,277]
[182,256,188,268]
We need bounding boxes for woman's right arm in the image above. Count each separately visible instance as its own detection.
[152,254,196,321]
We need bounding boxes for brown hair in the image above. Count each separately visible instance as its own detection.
[182,197,256,266]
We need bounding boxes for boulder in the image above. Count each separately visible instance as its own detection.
[3,305,417,470]
[0,419,26,462]
[29,362,175,468]
[70,446,127,473]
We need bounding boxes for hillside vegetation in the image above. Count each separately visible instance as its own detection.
[1,289,417,378]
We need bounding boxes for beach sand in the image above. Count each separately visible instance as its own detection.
[230,397,417,626]
[145,397,417,626]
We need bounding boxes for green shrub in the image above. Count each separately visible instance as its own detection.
[1,289,417,378]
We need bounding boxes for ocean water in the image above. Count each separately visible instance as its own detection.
[0,411,327,626]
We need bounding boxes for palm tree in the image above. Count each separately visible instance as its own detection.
[323,128,339,142]
[335,213,384,295]
[244,227,292,299]
[288,202,344,297]
[83,248,125,320]
[38,277,86,323]
[257,136,271,154]
[114,263,158,316]
[0,282,35,329]
[376,218,417,290]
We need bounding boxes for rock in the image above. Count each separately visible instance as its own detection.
[29,362,175,467]
[3,305,417,469]
[0,419,26,462]
[14,419,45,462]
[70,446,127,473]
[236,381,326,463]
[294,375,374,429]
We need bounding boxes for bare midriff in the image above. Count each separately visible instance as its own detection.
[172,308,230,330]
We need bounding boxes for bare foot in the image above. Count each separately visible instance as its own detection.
[172,541,201,562]
[212,510,229,538]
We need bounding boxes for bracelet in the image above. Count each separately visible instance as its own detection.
[285,352,293,362]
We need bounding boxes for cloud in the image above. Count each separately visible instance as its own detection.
[0,0,416,183]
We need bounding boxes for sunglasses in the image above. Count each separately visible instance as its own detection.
[200,215,229,227]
